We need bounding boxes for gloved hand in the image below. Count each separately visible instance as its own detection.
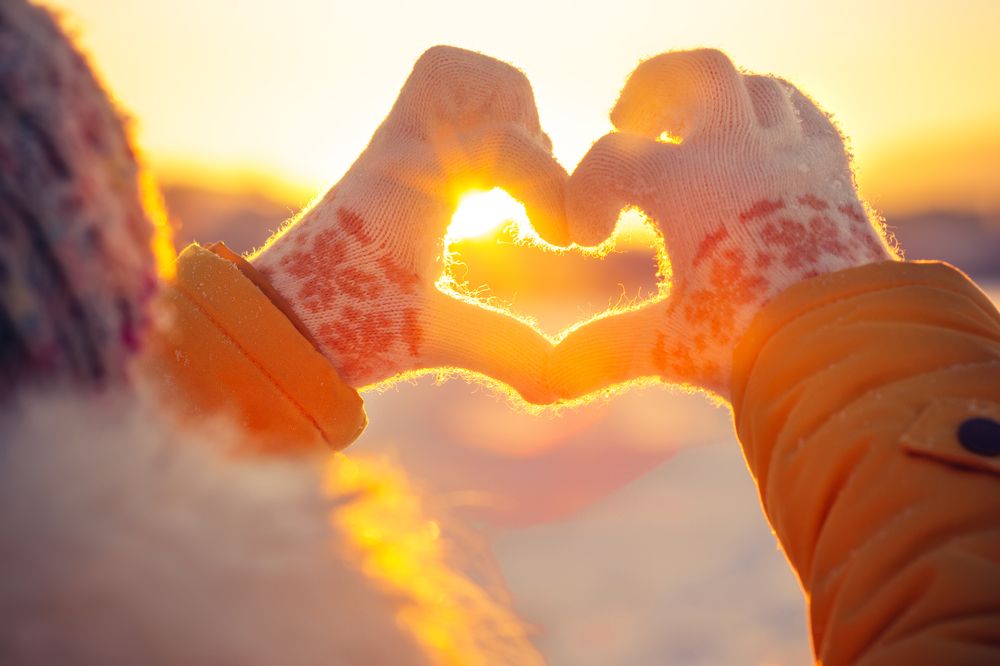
[553,49,895,401]
[251,46,567,404]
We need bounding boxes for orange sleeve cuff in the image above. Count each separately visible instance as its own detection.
[731,260,1000,665]
[141,243,366,454]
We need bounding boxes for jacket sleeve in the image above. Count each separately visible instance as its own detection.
[139,243,367,454]
[731,260,1000,665]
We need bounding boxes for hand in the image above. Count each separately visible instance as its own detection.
[251,46,567,404]
[553,49,895,401]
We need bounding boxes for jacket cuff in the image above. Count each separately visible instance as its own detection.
[142,243,366,453]
[732,260,998,413]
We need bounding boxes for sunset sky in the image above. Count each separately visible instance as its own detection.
[46,0,1000,216]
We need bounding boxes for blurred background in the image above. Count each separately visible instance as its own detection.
[42,1,999,663]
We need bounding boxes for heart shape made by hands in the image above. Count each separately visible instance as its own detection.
[426,47,892,406]
[259,48,881,406]
[435,187,672,403]
[440,188,670,342]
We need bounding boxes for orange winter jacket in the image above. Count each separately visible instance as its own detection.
[141,243,366,454]
[146,245,1000,663]
[733,260,1000,665]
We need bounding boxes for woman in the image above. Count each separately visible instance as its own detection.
[2,1,997,663]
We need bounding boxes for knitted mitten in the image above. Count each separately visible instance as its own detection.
[0,0,159,397]
[555,49,895,400]
[251,46,566,403]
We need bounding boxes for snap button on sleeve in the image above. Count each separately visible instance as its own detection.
[901,399,1000,477]
[957,418,1000,457]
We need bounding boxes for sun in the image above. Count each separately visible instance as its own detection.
[446,188,529,241]
[656,130,682,144]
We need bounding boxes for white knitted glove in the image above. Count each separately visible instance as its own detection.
[252,46,566,403]
[554,49,895,400]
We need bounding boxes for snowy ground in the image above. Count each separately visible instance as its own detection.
[493,439,808,665]
[358,283,1000,665]
[167,178,996,664]
[362,381,809,666]
[360,380,809,665]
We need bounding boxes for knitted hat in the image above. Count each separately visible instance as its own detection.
[0,0,163,397]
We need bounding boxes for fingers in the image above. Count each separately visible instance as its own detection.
[419,289,554,405]
[380,47,567,244]
[451,124,569,245]
[611,49,756,141]
[743,74,799,138]
[566,132,674,247]
[550,304,665,402]
[772,78,850,177]
[774,78,842,143]
[387,45,542,141]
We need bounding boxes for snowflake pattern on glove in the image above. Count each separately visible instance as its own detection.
[271,207,423,381]
[558,49,896,399]
[653,195,889,386]
[251,46,565,400]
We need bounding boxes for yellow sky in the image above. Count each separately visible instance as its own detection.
[47,0,1000,215]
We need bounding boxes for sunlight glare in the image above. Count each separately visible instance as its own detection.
[447,188,529,241]
[426,193,678,411]
[656,130,683,145]
[326,454,544,664]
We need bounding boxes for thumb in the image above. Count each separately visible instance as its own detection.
[459,124,569,246]
[567,132,670,247]
[418,289,554,405]
[612,49,755,141]
[551,302,665,402]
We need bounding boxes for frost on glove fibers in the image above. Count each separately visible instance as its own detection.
[555,49,897,400]
[250,46,567,404]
